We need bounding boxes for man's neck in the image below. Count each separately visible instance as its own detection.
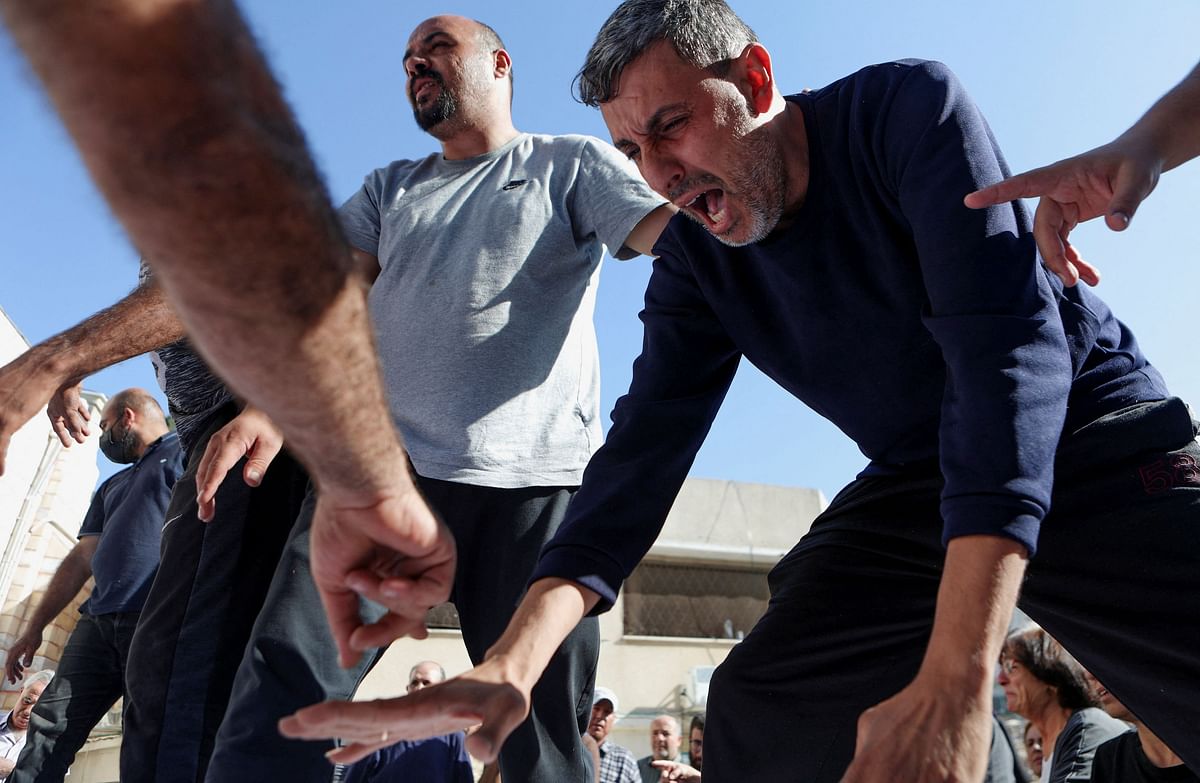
[439,122,520,161]
[132,427,169,460]
[1136,723,1185,768]
[759,97,810,236]
[1036,706,1074,758]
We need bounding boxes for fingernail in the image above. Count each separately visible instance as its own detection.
[247,469,262,484]
[1111,211,1130,228]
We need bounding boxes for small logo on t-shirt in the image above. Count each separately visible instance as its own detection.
[502,179,528,191]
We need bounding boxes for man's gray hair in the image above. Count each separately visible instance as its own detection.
[23,669,54,690]
[575,0,758,106]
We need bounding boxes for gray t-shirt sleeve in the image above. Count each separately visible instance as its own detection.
[338,171,385,256]
[569,137,667,260]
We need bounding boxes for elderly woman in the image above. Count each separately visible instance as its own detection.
[999,626,1129,782]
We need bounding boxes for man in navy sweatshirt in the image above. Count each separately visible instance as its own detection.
[279,2,1200,781]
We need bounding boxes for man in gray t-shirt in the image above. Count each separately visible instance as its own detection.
[205,14,669,783]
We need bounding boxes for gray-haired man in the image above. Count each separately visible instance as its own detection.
[281,3,1200,783]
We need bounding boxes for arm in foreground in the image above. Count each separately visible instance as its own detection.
[4,535,99,683]
[0,1,445,654]
[0,279,181,475]
[279,577,598,765]
[840,536,1027,782]
[964,61,1200,286]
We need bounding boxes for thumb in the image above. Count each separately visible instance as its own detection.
[1106,162,1159,231]
[242,436,282,487]
[464,705,525,763]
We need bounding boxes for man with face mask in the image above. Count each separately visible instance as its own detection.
[3,388,182,781]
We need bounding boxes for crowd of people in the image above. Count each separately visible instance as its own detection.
[0,0,1198,781]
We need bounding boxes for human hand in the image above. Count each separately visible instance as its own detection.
[309,487,455,668]
[196,406,284,521]
[0,352,69,476]
[652,760,703,781]
[964,138,1164,287]
[47,382,90,447]
[0,757,16,776]
[279,654,530,765]
[839,671,992,782]
[5,630,43,685]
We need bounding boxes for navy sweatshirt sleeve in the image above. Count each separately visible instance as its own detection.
[887,61,1070,550]
[532,251,741,611]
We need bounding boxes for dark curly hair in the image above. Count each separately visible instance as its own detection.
[1002,625,1096,712]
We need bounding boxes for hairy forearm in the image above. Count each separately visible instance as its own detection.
[1,0,408,495]
[920,536,1027,693]
[485,578,599,691]
[30,281,183,386]
[1121,61,1200,172]
[25,546,92,633]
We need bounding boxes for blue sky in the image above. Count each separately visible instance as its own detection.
[2,1,1198,495]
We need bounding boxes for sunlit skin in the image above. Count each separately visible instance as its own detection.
[401,15,516,158]
[7,679,48,732]
[587,701,616,745]
[599,40,808,247]
[649,715,681,760]
[407,661,445,694]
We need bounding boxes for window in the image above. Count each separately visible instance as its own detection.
[623,561,771,639]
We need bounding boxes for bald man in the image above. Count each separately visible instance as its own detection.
[638,715,684,783]
[4,389,182,782]
[340,661,473,783]
[209,13,667,783]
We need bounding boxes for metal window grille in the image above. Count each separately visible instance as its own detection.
[426,602,462,630]
[623,561,771,639]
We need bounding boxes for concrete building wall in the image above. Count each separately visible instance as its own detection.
[0,309,106,711]
[358,478,827,761]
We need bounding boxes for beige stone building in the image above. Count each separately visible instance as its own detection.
[357,478,827,762]
[0,307,119,778]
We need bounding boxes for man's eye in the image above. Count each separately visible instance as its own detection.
[663,117,687,133]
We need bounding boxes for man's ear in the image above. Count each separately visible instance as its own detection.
[493,48,512,81]
[738,43,775,115]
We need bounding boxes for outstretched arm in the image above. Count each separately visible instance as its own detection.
[5,536,99,683]
[965,61,1200,285]
[279,577,597,764]
[0,0,447,654]
[0,279,182,474]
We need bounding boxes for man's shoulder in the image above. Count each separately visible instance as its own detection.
[827,58,955,90]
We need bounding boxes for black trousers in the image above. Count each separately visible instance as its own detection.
[705,398,1200,782]
[205,476,600,783]
[120,403,309,783]
[12,612,138,783]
